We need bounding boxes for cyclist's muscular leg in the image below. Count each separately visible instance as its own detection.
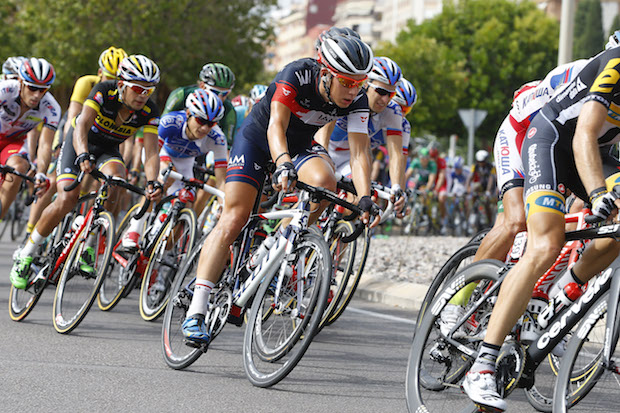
[0,155,30,220]
[99,160,127,216]
[296,156,337,223]
[474,187,525,261]
[195,181,258,285]
[484,210,565,346]
[33,178,81,237]
[571,237,620,283]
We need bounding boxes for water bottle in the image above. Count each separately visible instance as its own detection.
[246,235,277,272]
[520,296,547,343]
[202,201,221,235]
[72,215,85,233]
[150,202,170,238]
[538,282,583,329]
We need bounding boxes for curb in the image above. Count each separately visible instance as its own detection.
[354,275,429,312]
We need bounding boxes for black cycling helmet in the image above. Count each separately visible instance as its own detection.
[318,35,373,76]
[315,26,361,51]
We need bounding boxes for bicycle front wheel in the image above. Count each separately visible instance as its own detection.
[243,231,331,388]
[140,208,196,321]
[552,291,620,413]
[97,203,142,311]
[52,211,115,334]
[161,236,206,370]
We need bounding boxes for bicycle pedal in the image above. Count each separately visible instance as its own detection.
[183,339,209,352]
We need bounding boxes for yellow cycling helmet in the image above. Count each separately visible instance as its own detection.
[98,46,128,79]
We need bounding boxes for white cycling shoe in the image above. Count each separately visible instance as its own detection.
[462,371,507,412]
[439,303,465,337]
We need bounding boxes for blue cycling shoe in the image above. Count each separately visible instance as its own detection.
[182,315,211,345]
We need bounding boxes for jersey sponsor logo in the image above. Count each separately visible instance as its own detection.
[527,143,541,184]
[148,117,159,126]
[555,77,587,102]
[228,154,245,168]
[528,127,537,139]
[360,115,368,123]
[558,183,566,194]
[294,70,312,86]
[498,129,511,176]
[534,194,564,211]
[282,87,292,97]
[300,98,311,108]
[590,58,620,93]
[253,162,261,170]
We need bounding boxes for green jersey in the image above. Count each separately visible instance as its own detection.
[163,85,237,145]
[409,158,437,186]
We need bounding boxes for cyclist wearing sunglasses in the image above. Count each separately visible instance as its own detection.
[320,56,408,218]
[10,54,163,289]
[25,47,130,238]
[0,58,59,222]
[392,77,417,158]
[122,88,227,248]
[180,33,380,344]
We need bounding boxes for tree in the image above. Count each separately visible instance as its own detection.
[377,0,559,148]
[3,0,276,107]
[573,0,604,59]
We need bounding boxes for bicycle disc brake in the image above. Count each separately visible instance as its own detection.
[495,338,526,398]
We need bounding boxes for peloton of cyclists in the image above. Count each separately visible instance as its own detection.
[10,54,163,289]
[180,32,381,345]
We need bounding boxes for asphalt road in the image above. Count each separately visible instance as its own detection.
[0,232,616,413]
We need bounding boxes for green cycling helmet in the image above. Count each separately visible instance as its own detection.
[419,147,429,157]
[199,63,235,89]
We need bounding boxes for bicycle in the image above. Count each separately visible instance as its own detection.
[98,167,223,321]
[403,212,617,413]
[161,180,363,387]
[8,167,147,334]
[0,165,34,241]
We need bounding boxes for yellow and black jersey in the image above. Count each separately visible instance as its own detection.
[77,80,160,146]
[70,74,102,104]
[542,46,620,146]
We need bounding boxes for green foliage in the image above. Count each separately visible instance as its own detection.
[377,0,558,148]
[573,0,604,59]
[1,0,275,107]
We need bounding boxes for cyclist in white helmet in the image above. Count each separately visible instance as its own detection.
[10,55,163,289]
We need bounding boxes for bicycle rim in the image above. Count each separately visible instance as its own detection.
[52,212,115,334]
[98,203,142,311]
[140,209,196,321]
[243,231,331,387]
[161,243,204,370]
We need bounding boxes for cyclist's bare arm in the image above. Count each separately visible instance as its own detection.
[313,119,336,149]
[214,166,226,203]
[73,105,98,173]
[267,101,293,191]
[386,133,406,188]
[573,101,612,200]
[35,126,55,176]
[64,101,83,138]
[348,131,380,227]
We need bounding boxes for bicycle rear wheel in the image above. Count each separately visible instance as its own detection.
[323,226,370,326]
[52,211,115,334]
[243,231,331,387]
[140,208,196,321]
[552,291,620,412]
[97,203,142,311]
[161,237,205,370]
[406,260,504,413]
[11,186,30,241]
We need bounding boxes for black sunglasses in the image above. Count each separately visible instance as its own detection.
[26,84,49,93]
[194,116,216,127]
[368,83,396,98]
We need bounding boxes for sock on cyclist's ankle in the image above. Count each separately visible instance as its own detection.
[186,279,216,318]
[128,213,147,234]
[470,342,501,374]
[20,229,44,257]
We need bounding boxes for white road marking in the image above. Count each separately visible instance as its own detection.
[347,306,416,325]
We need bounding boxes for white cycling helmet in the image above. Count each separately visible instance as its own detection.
[606,30,620,50]
[475,150,489,162]
[186,88,224,123]
[318,35,373,76]
[117,54,160,84]
[368,57,402,86]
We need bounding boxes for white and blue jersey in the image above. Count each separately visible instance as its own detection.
[328,100,403,175]
[158,110,228,194]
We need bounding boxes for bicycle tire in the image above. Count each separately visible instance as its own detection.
[161,235,206,370]
[406,259,504,413]
[416,242,480,325]
[323,226,370,326]
[8,199,84,321]
[318,220,356,329]
[552,291,619,413]
[140,208,196,321]
[52,211,115,334]
[243,231,331,387]
[11,187,30,241]
[97,203,142,311]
